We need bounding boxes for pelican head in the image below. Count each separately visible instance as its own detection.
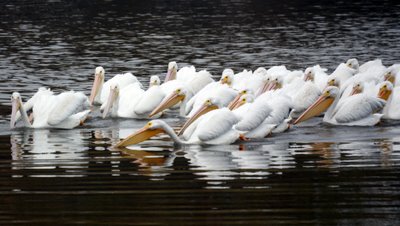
[304,67,314,82]
[89,66,105,105]
[149,87,186,117]
[149,75,161,87]
[164,61,178,83]
[293,86,339,125]
[220,69,234,86]
[228,89,253,110]
[350,82,363,96]
[115,120,167,148]
[230,94,254,110]
[266,74,283,91]
[378,81,393,101]
[10,92,23,128]
[326,77,340,87]
[178,98,220,136]
[102,83,120,118]
[254,67,268,77]
[346,58,359,71]
[256,74,272,96]
[383,66,399,85]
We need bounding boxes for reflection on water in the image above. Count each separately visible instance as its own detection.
[1,0,400,225]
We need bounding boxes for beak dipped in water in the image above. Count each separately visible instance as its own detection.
[89,73,102,105]
[102,86,119,118]
[10,97,21,129]
[293,93,334,125]
[115,122,164,148]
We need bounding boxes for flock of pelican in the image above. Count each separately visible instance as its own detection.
[10,59,400,146]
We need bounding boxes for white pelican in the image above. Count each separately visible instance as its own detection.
[326,61,357,88]
[145,69,214,118]
[115,108,241,147]
[293,86,386,126]
[345,58,359,71]
[11,90,90,129]
[102,75,168,119]
[380,81,400,120]
[149,75,161,87]
[383,64,400,87]
[89,66,142,105]
[256,66,290,96]
[340,60,387,94]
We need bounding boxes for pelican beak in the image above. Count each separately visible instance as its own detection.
[231,99,246,110]
[178,103,218,136]
[220,76,230,85]
[115,126,164,148]
[327,79,336,87]
[304,73,312,82]
[164,68,177,83]
[228,93,242,110]
[149,92,185,117]
[384,73,395,84]
[89,73,102,105]
[378,87,392,101]
[102,87,118,118]
[256,80,270,96]
[10,97,21,129]
[349,86,360,96]
[265,81,280,91]
[293,94,334,125]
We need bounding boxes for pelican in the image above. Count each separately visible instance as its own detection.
[340,59,387,94]
[380,81,400,120]
[383,64,400,87]
[145,69,214,117]
[115,108,241,147]
[11,90,90,129]
[89,66,142,105]
[326,61,358,89]
[150,69,231,118]
[102,76,166,119]
[294,86,386,126]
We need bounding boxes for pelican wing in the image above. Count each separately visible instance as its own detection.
[177,66,196,83]
[292,81,321,112]
[234,101,272,132]
[47,91,88,125]
[101,73,142,103]
[196,108,239,142]
[385,87,400,119]
[185,70,214,94]
[134,86,165,115]
[333,94,386,123]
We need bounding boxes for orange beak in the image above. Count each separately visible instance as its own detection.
[177,103,218,136]
[293,95,334,125]
[10,98,21,129]
[149,92,185,118]
[378,87,392,101]
[115,126,164,148]
[89,74,102,105]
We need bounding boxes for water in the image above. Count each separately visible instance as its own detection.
[1,0,400,224]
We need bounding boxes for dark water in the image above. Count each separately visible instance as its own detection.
[1,0,400,225]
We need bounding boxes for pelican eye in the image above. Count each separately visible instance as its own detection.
[147,122,153,127]
[242,98,247,102]
[383,85,387,88]
[275,78,278,81]
[326,91,330,95]
[176,89,181,93]
[242,90,247,94]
